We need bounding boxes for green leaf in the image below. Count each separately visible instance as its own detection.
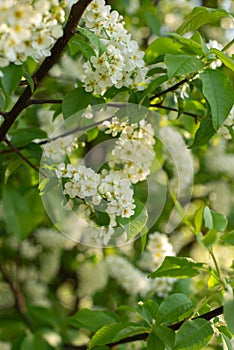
[0,63,23,95]
[174,319,214,350]
[224,300,234,333]
[210,49,234,72]
[221,333,233,350]
[117,198,148,240]
[28,306,59,328]
[0,320,26,342]
[3,187,44,240]
[194,205,204,233]
[149,257,205,279]
[200,69,234,130]
[165,54,204,79]
[220,230,234,245]
[69,309,119,332]
[23,70,35,92]
[176,7,228,35]
[156,293,193,325]
[87,127,99,142]
[10,128,47,147]
[190,116,216,148]
[62,87,92,119]
[154,325,175,349]
[203,206,227,231]
[147,332,164,350]
[169,33,205,56]
[69,35,96,59]
[20,334,50,350]
[88,322,149,349]
[77,27,106,56]
[201,229,218,249]
[144,37,182,64]
[141,75,168,102]
[137,299,159,324]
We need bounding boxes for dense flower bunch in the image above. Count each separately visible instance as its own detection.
[0,0,65,69]
[44,135,77,162]
[51,117,155,245]
[138,232,175,271]
[102,117,155,184]
[104,232,176,298]
[77,232,176,299]
[81,0,149,93]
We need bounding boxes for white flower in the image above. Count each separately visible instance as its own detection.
[0,0,66,69]
[81,0,149,93]
[105,255,150,296]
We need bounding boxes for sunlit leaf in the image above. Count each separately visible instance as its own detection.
[149,257,205,278]
[200,69,234,130]
[176,7,228,35]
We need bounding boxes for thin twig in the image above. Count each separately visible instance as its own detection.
[29,99,63,105]
[38,115,114,145]
[150,103,202,121]
[0,0,93,142]
[3,137,47,178]
[149,77,189,101]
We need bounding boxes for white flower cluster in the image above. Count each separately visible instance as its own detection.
[35,227,75,250]
[79,232,176,297]
[205,139,234,178]
[44,135,77,162]
[103,117,155,184]
[105,255,150,296]
[55,163,135,220]
[53,118,155,238]
[138,232,176,298]
[218,106,234,140]
[78,260,108,298]
[0,0,65,69]
[138,232,175,272]
[81,0,149,93]
[105,232,176,298]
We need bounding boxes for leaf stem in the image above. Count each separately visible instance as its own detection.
[150,103,202,120]
[3,137,47,178]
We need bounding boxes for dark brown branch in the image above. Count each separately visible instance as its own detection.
[29,99,63,105]
[149,78,189,101]
[0,264,33,331]
[3,137,47,178]
[150,103,202,121]
[38,115,114,145]
[0,0,93,142]
[63,306,224,349]
[0,111,8,119]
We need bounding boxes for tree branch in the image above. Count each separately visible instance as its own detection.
[0,0,93,142]
[149,78,189,101]
[63,305,224,349]
[29,99,63,105]
[0,264,33,331]
[3,137,47,178]
[150,103,202,121]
